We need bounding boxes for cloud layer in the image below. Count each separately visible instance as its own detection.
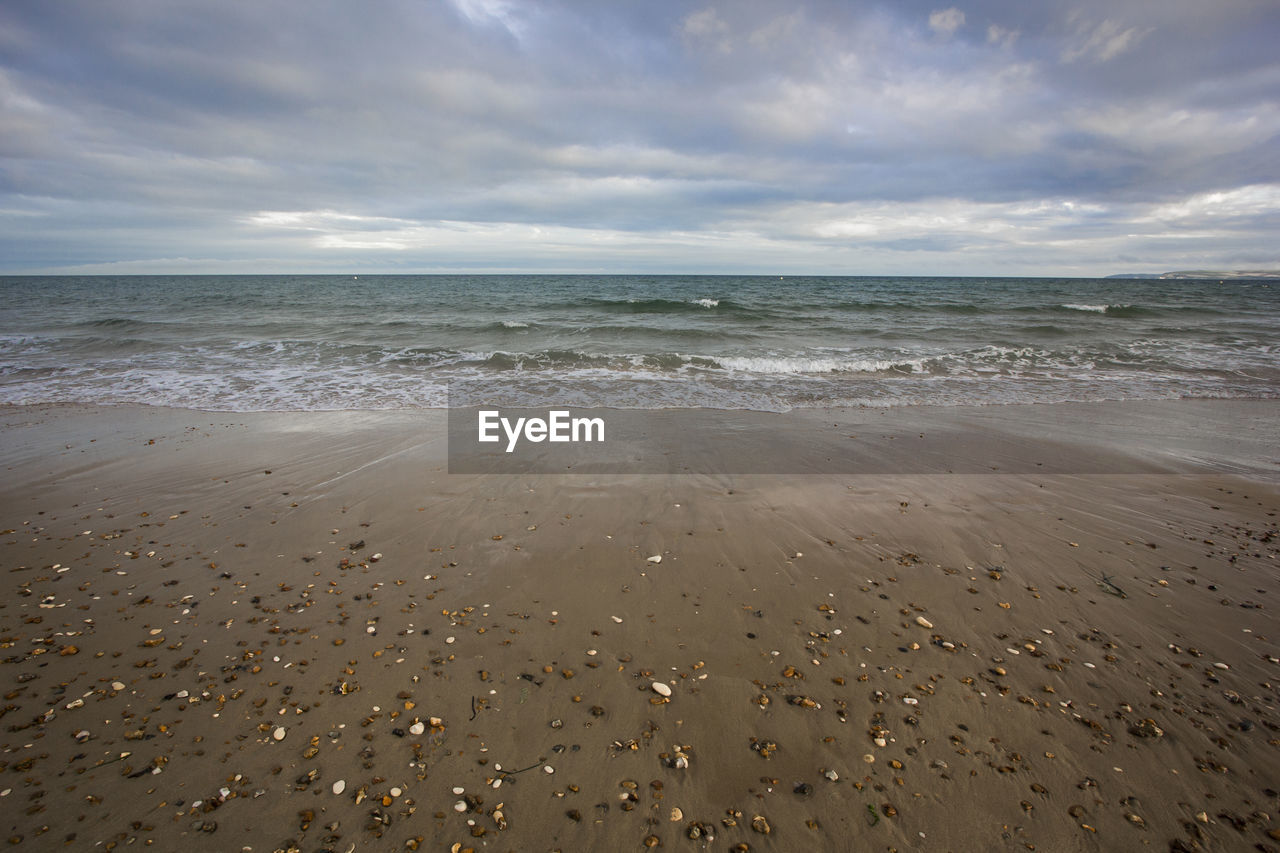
[1,0,1277,274]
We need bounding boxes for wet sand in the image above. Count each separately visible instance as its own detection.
[1,401,1277,852]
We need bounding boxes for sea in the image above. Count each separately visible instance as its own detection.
[0,275,1277,412]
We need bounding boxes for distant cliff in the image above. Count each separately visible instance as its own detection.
[1108,270,1280,279]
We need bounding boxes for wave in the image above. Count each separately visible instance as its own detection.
[1056,303,1161,318]
[714,355,913,374]
[579,297,749,315]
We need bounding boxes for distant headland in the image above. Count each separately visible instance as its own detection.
[1107,270,1280,279]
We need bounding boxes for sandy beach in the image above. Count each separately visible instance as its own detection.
[1,400,1277,852]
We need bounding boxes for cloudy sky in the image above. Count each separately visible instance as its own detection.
[1,0,1277,275]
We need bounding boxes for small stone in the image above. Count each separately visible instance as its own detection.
[824,769,839,782]
[643,836,660,848]
[1213,662,1229,670]
[544,765,555,774]
[390,787,402,797]
[652,682,673,698]
[751,815,771,834]
[1128,719,1164,739]
[409,721,425,736]
[454,800,467,812]
[915,616,933,629]
[273,727,286,741]
[111,681,126,691]
[670,807,683,822]
[332,780,346,795]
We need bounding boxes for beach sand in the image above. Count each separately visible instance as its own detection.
[1,401,1277,852]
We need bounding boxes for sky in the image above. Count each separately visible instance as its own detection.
[0,0,1277,276]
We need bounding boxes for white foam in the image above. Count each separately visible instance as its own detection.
[501,320,529,328]
[715,355,905,374]
[692,298,719,308]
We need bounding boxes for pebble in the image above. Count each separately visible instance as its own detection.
[111,681,126,691]
[332,780,346,795]
[647,555,662,563]
[1213,662,1230,670]
[915,616,933,629]
[454,800,467,812]
[409,721,425,736]
[272,727,286,741]
[652,681,673,697]
[390,787,402,797]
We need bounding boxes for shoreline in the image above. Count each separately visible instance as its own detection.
[1,399,1277,850]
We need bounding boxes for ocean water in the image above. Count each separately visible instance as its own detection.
[0,275,1277,412]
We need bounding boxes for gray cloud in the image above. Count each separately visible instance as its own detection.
[0,0,1276,274]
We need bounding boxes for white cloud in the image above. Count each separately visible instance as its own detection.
[448,0,528,38]
[928,8,965,37]
[986,24,1018,48]
[1062,17,1148,63]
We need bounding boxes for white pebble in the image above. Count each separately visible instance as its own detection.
[651,681,673,697]
[544,765,555,774]
[1213,662,1229,670]
[332,780,346,795]
[409,722,425,736]
[454,800,467,812]
[915,616,933,629]
[452,786,465,795]
[646,555,662,563]
[111,682,125,691]
[390,787,402,797]
[273,727,286,741]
